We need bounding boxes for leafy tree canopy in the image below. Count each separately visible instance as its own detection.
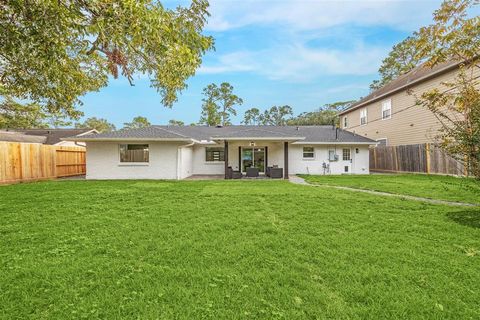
[0,1,214,117]
[287,101,355,126]
[412,0,480,178]
[0,96,77,129]
[123,116,151,130]
[75,117,116,133]
[370,0,480,91]
[242,108,261,125]
[199,82,243,126]
[259,105,293,126]
[370,36,423,90]
[168,119,185,126]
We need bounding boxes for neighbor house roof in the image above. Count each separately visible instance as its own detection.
[66,125,376,144]
[6,128,96,145]
[339,60,461,115]
[0,130,47,143]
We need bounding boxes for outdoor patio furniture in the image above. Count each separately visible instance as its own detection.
[232,170,243,179]
[226,167,243,179]
[246,167,259,177]
[269,167,283,179]
[266,166,283,178]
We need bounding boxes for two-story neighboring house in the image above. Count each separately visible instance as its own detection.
[339,60,478,146]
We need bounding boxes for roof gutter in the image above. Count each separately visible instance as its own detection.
[62,137,195,142]
[210,137,306,141]
[291,141,377,145]
[339,61,462,115]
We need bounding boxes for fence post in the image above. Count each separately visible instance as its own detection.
[425,143,431,174]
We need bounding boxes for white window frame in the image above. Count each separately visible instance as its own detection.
[205,147,225,162]
[342,148,351,161]
[328,150,337,161]
[376,138,388,146]
[360,108,367,125]
[343,116,348,128]
[302,146,315,159]
[381,99,392,120]
[118,144,150,164]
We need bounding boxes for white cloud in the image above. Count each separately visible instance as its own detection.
[199,41,389,81]
[197,1,441,83]
[197,51,256,74]
[207,0,440,32]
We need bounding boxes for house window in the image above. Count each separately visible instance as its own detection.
[377,138,388,146]
[205,147,225,162]
[303,146,314,159]
[360,108,367,125]
[344,166,349,173]
[119,144,149,162]
[343,116,348,128]
[342,148,351,161]
[382,99,392,119]
[328,150,337,161]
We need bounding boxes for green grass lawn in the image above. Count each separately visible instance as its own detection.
[301,174,480,204]
[1,179,480,319]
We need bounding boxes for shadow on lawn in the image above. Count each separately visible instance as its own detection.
[447,209,480,228]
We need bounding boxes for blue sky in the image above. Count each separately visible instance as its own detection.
[80,0,442,127]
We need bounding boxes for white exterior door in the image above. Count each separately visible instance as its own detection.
[341,148,352,174]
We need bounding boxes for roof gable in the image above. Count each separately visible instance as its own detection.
[340,60,460,115]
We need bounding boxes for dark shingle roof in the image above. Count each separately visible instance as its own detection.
[340,60,461,115]
[0,131,47,143]
[71,125,375,144]
[8,128,95,145]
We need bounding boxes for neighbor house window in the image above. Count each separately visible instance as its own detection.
[342,148,351,161]
[377,138,388,146]
[205,147,225,162]
[343,116,348,128]
[303,146,314,159]
[119,144,149,162]
[360,108,368,125]
[328,150,337,161]
[382,99,392,119]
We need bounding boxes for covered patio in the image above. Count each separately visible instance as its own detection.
[211,129,305,179]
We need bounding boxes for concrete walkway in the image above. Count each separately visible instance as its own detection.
[289,175,478,207]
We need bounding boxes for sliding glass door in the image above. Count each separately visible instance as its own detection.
[241,147,265,172]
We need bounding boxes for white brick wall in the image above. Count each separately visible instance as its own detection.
[86,141,184,180]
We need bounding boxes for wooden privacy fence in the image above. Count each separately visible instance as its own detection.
[0,141,86,184]
[370,143,466,176]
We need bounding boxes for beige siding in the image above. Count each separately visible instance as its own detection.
[341,66,479,146]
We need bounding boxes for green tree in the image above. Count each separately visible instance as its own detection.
[288,101,355,126]
[0,96,79,129]
[199,82,243,126]
[76,117,116,133]
[242,108,261,125]
[168,119,185,126]
[259,105,293,125]
[123,116,151,130]
[0,1,214,118]
[412,0,480,178]
[370,36,423,90]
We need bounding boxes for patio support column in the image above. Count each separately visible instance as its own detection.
[224,140,229,179]
[284,141,289,179]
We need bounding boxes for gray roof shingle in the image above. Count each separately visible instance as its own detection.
[7,128,94,145]
[70,125,375,144]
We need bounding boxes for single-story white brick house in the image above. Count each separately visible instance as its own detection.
[66,125,376,180]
